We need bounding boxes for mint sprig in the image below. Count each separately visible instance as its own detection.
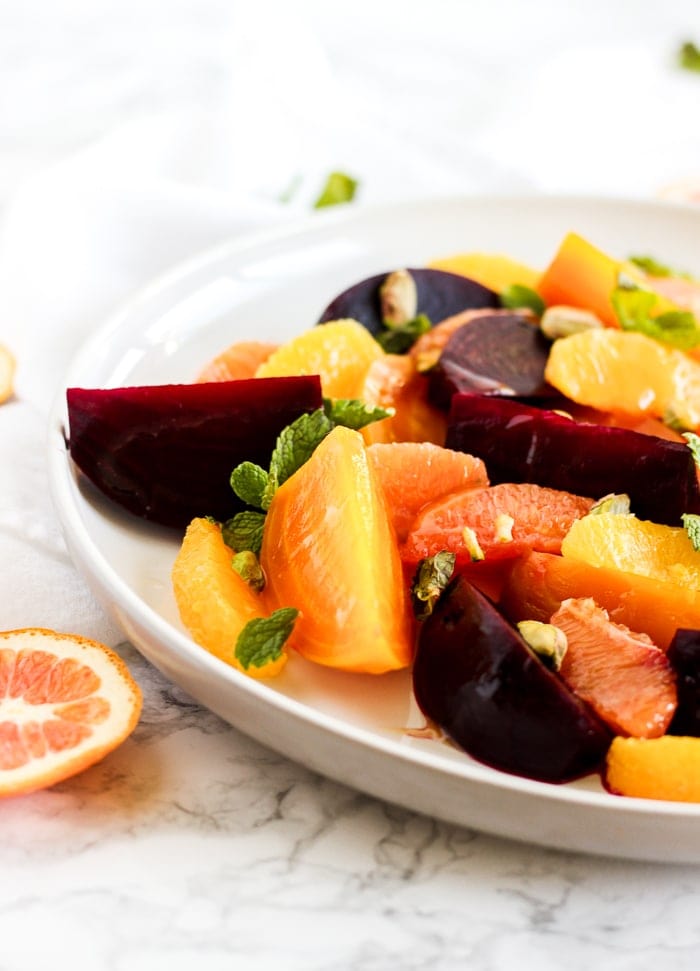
[235,607,299,670]
[611,283,700,351]
[376,313,432,354]
[227,401,392,550]
[411,552,456,620]
[682,514,700,552]
[500,284,545,317]
[314,171,358,209]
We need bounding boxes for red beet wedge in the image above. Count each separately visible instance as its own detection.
[413,575,611,783]
[446,394,700,526]
[67,375,323,528]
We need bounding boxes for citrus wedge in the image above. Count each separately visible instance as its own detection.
[256,319,384,399]
[0,628,142,797]
[172,517,286,678]
[260,424,413,673]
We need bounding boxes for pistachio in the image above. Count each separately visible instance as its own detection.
[231,550,266,592]
[587,493,631,516]
[517,620,568,671]
[380,269,418,327]
[540,305,603,340]
[461,525,485,561]
[493,513,515,543]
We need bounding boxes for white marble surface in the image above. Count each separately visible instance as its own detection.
[4,1,700,968]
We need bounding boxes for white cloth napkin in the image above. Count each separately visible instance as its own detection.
[2,2,700,647]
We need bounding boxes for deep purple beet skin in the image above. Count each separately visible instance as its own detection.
[413,576,611,783]
[446,394,700,526]
[67,375,323,528]
[428,312,554,408]
[317,268,499,337]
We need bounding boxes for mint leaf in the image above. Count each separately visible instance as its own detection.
[324,397,393,430]
[376,313,432,353]
[611,285,700,350]
[264,408,334,506]
[500,284,545,317]
[230,462,269,508]
[222,511,266,554]
[628,254,693,280]
[235,607,298,670]
[314,171,358,209]
[683,432,700,468]
[411,552,456,620]
[231,550,265,592]
[679,41,700,73]
[683,513,700,552]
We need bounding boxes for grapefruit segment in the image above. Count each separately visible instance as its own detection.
[551,598,677,738]
[402,482,593,565]
[0,629,142,796]
[196,341,278,382]
[366,441,488,541]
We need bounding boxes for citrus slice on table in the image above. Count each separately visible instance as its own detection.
[0,628,142,797]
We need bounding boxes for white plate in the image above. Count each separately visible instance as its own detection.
[48,195,700,863]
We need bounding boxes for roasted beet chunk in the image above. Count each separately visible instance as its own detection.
[413,576,611,783]
[317,268,498,339]
[428,312,553,408]
[668,629,700,737]
[446,394,700,526]
[67,375,323,528]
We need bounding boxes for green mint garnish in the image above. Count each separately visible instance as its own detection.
[376,313,432,354]
[265,408,335,502]
[324,398,393,430]
[683,513,700,552]
[679,41,700,73]
[611,283,700,350]
[231,550,266,592]
[500,284,546,317]
[235,607,299,670]
[411,552,456,620]
[314,171,358,209]
[683,432,700,468]
[222,511,266,555]
[230,462,269,509]
[628,254,693,280]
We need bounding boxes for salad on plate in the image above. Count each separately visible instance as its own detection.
[65,228,700,805]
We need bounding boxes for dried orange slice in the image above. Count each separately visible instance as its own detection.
[0,628,142,797]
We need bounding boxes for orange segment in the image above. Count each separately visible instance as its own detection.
[501,551,700,651]
[366,441,488,541]
[561,513,700,589]
[260,425,413,673]
[402,482,593,565]
[360,354,447,446]
[196,341,278,382]
[172,517,286,678]
[545,328,700,428]
[0,628,141,797]
[255,319,384,399]
[428,252,540,293]
[606,736,700,802]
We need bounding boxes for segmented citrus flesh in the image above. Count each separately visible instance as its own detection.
[256,318,384,399]
[606,736,700,802]
[0,629,141,797]
[562,513,700,589]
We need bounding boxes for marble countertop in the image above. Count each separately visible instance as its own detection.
[4,2,700,968]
